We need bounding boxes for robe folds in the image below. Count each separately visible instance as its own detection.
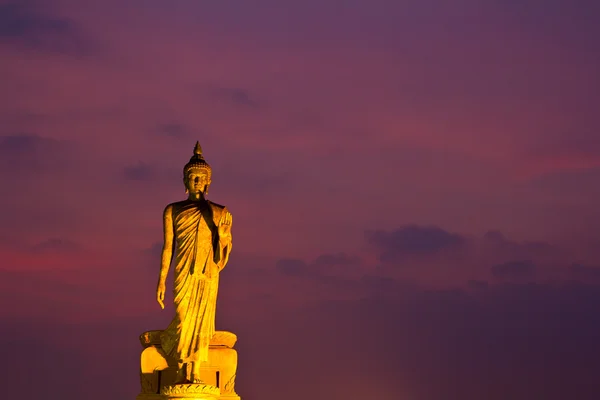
[161,200,232,363]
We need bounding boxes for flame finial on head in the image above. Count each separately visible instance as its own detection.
[184,141,211,177]
[194,141,202,156]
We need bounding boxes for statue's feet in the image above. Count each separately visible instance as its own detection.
[174,377,193,385]
[192,378,205,384]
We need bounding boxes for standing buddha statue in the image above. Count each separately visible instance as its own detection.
[156,141,233,385]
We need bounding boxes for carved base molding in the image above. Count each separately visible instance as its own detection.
[218,395,240,400]
[137,395,218,400]
[138,382,224,400]
[162,383,220,398]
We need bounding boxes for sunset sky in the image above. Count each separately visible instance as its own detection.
[2,0,600,399]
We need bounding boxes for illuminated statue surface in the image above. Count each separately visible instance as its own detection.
[137,142,239,400]
[157,141,233,383]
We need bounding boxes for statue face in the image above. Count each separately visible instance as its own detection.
[185,170,211,195]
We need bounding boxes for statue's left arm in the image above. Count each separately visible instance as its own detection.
[217,208,233,270]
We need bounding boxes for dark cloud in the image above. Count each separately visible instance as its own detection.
[491,260,536,282]
[276,253,363,280]
[215,152,297,194]
[155,123,190,139]
[276,258,307,276]
[569,263,600,283]
[273,253,403,297]
[31,237,82,254]
[522,167,600,201]
[0,203,80,240]
[482,230,565,264]
[195,84,259,108]
[366,225,466,263]
[482,230,506,242]
[0,2,92,55]
[210,86,257,108]
[0,133,44,151]
[0,3,70,38]
[123,162,155,181]
[490,0,600,53]
[467,279,489,290]
[0,134,72,173]
[0,269,117,321]
[312,253,361,269]
[359,273,398,293]
[483,231,560,255]
[145,241,163,259]
[275,228,586,287]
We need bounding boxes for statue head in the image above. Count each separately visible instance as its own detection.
[183,141,212,196]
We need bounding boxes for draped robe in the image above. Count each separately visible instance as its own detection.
[160,200,231,363]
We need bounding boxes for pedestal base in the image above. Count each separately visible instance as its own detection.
[137,393,240,400]
[137,331,240,400]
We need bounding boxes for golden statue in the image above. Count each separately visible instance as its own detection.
[136,142,240,400]
[156,141,233,385]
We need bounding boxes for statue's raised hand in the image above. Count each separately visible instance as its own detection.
[156,281,166,309]
[218,211,232,240]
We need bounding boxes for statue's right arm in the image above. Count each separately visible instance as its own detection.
[156,204,174,309]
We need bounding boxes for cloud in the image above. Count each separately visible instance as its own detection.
[276,258,307,276]
[0,3,70,38]
[202,85,259,108]
[520,167,600,202]
[123,162,155,181]
[467,279,489,290]
[359,273,399,293]
[0,134,109,243]
[145,241,163,260]
[366,225,466,263]
[214,149,299,195]
[569,263,600,283]
[312,252,361,268]
[272,226,589,287]
[481,230,566,265]
[31,237,82,254]
[0,134,73,174]
[155,123,191,139]
[0,2,92,55]
[276,253,364,281]
[491,260,536,282]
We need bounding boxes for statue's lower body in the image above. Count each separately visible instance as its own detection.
[162,273,219,385]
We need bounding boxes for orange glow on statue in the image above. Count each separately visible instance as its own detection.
[156,141,233,385]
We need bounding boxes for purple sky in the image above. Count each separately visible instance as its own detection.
[2,0,600,399]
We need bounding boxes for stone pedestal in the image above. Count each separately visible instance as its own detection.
[136,330,240,400]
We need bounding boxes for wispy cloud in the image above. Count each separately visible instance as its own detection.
[0,2,93,55]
